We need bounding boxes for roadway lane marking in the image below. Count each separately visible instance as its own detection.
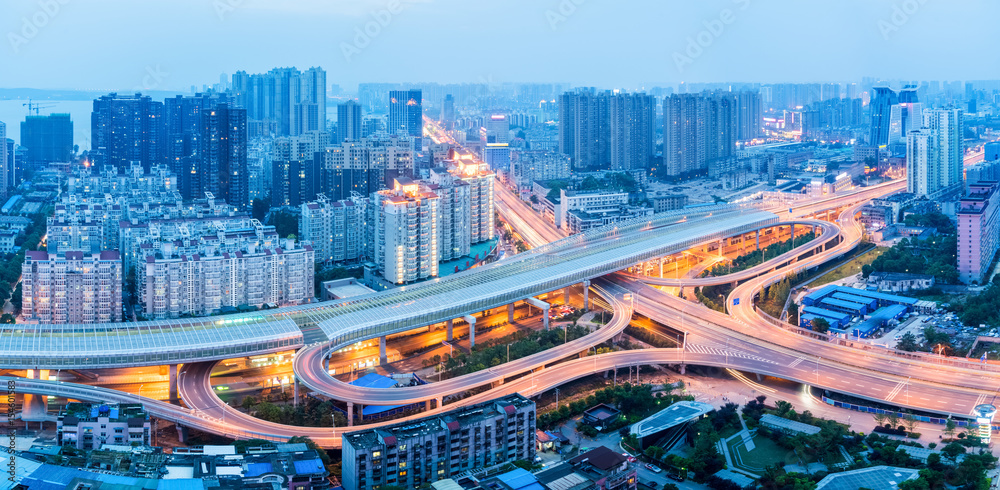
[685,344,780,365]
[970,394,989,415]
[788,357,805,369]
[884,380,908,402]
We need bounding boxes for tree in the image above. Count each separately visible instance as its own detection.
[251,197,270,222]
[885,412,901,430]
[241,396,258,411]
[897,333,920,352]
[268,210,299,239]
[941,441,966,462]
[872,412,887,428]
[645,445,666,461]
[810,317,831,334]
[903,414,918,434]
[0,314,13,324]
[943,418,957,439]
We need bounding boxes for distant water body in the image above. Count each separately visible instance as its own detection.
[0,99,95,149]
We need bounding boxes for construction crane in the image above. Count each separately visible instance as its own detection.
[23,99,57,116]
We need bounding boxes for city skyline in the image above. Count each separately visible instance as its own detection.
[4,0,1000,91]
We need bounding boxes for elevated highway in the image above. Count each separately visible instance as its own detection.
[291,280,630,405]
[0,205,774,369]
[623,219,840,287]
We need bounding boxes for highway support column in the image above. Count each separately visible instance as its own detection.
[293,376,299,407]
[446,319,453,342]
[464,315,477,347]
[169,364,178,402]
[22,369,47,422]
[379,336,387,365]
[564,287,571,305]
[583,280,590,311]
[347,402,354,426]
[756,229,761,250]
[526,297,550,330]
[508,303,515,323]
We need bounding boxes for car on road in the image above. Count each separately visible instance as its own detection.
[644,463,662,473]
[622,452,636,463]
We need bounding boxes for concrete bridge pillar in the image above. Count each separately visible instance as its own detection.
[464,315,477,347]
[446,319,454,342]
[293,376,299,407]
[176,426,188,443]
[436,397,443,409]
[22,369,47,421]
[526,297,550,330]
[564,287,571,306]
[718,239,724,257]
[508,303,515,323]
[379,336,387,365]
[169,364,179,402]
[756,229,761,250]
[583,280,590,311]
[347,402,354,426]
[679,364,686,375]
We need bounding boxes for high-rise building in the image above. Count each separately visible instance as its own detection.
[663,92,740,177]
[139,237,314,319]
[91,93,165,172]
[442,94,455,130]
[868,87,898,147]
[888,86,923,149]
[427,169,471,262]
[230,67,327,138]
[299,195,368,265]
[448,162,495,245]
[559,88,610,171]
[341,394,536,490]
[482,143,511,172]
[164,92,234,199]
[372,178,439,284]
[957,181,999,285]
[0,122,7,197]
[20,113,73,167]
[486,114,510,144]
[509,150,571,189]
[388,89,423,148]
[22,250,123,324]
[320,134,414,201]
[271,131,328,207]
[906,108,964,199]
[907,108,963,199]
[735,91,763,141]
[3,138,12,192]
[199,103,249,209]
[336,100,362,143]
[609,92,655,171]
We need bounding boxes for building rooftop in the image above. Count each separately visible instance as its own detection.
[342,394,533,450]
[567,445,627,472]
[869,272,935,282]
[760,413,821,435]
[712,468,756,488]
[630,401,714,439]
[816,465,919,490]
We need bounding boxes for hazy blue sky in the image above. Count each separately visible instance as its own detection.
[3,0,998,92]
